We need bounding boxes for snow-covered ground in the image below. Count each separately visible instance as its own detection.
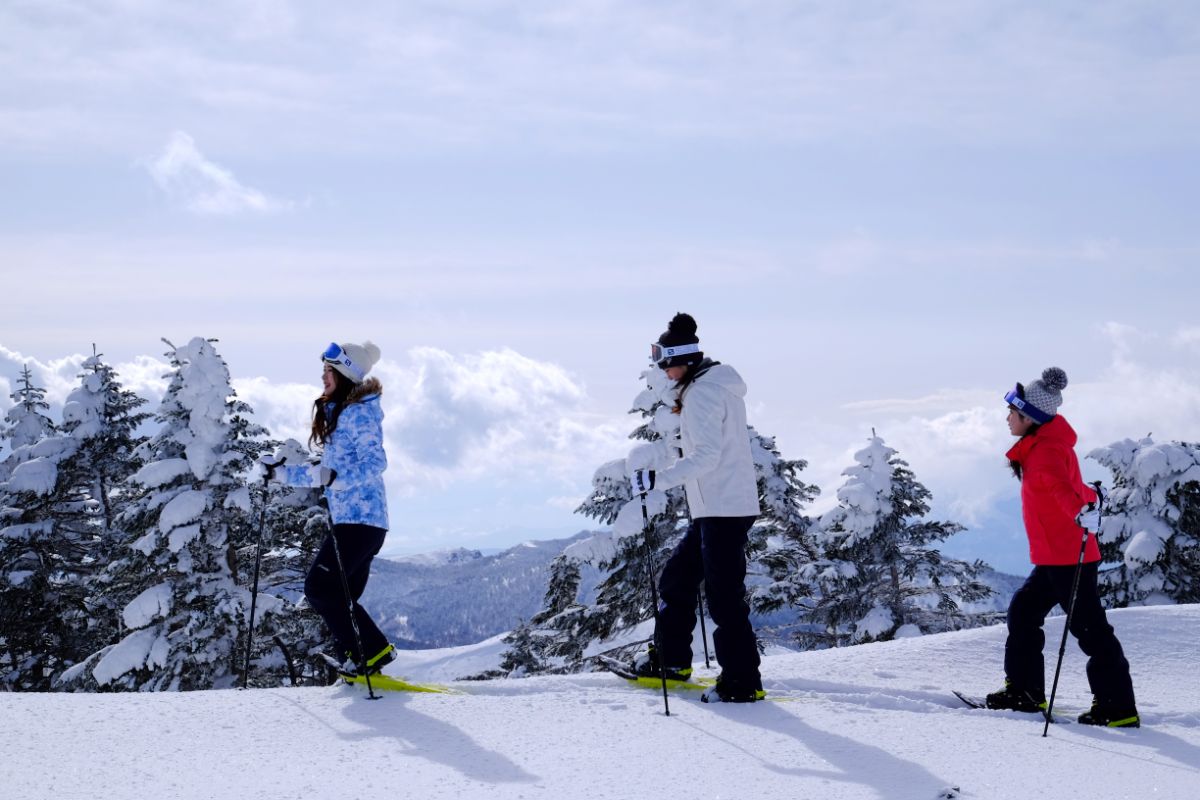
[4,605,1197,800]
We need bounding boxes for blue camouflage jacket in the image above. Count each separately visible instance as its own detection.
[280,378,389,530]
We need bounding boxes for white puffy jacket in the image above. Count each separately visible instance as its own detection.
[652,362,760,519]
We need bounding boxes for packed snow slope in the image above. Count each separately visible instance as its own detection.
[4,605,1198,800]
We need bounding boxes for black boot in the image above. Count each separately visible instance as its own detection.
[321,643,395,678]
[631,645,692,683]
[1078,700,1140,728]
[984,681,1046,713]
[700,673,765,703]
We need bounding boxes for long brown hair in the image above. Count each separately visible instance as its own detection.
[310,368,354,447]
[670,361,717,414]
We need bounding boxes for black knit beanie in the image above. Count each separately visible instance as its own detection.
[655,312,704,369]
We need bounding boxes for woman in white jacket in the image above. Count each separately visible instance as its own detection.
[629,313,763,702]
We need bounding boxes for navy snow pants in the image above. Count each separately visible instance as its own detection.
[1004,562,1136,709]
[305,523,390,663]
[656,516,760,684]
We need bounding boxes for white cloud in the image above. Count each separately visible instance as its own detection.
[1172,326,1200,351]
[144,131,291,215]
[230,376,317,447]
[376,347,629,486]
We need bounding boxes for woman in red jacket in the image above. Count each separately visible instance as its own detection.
[985,367,1139,727]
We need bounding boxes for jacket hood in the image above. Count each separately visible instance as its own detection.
[1007,414,1076,462]
[324,377,382,420]
[345,377,382,406]
[693,362,747,399]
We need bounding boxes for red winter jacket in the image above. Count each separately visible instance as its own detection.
[1006,415,1100,566]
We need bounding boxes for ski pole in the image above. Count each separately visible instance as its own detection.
[328,523,379,701]
[638,490,671,716]
[240,476,271,690]
[697,588,711,669]
[1043,481,1102,737]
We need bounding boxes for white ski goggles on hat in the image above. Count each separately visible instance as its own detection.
[1004,385,1051,424]
[650,342,700,366]
[321,342,365,383]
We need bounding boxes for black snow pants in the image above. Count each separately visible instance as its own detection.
[305,523,390,663]
[1004,562,1136,709]
[656,516,761,684]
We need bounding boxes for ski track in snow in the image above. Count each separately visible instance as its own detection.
[2,606,1198,800]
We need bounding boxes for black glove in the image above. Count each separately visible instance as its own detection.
[319,466,337,487]
[258,453,286,482]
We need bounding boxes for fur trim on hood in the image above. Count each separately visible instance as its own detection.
[345,377,382,405]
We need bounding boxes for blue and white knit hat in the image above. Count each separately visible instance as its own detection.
[1005,367,1068,424]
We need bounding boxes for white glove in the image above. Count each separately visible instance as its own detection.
[1076,506,1101,533]
[630,469,655,495]
[1075,486,1105,533]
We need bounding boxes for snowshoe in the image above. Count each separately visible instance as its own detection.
[700,673,765,704]
[1077,701,1140,728]
[632,646,693,683]
[984,681,1046,713]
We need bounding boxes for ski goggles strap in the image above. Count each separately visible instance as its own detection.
[1004,386,1052,424]
[650,342,700,364]
[321,342,365,383]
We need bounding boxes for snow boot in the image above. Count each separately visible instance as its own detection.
[321,643,396,678]
[700,673,765,703]
[631,646,692,683]
[984,681,1046,713]
[1078,700,1140,728]
[365,643,397,674]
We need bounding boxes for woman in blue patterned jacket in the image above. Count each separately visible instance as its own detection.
[265,340,394,678]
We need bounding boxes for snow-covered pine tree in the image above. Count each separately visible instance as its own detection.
[748,429,821,619]
[0,365,56,481]
[498,619,547,677]
[542,366,691,669]
[0,453,78,689]
[520,550,586,669]
[239,438,330,686]
[800,435,992,647]
[68,337,269,691]
[0,365,74,689]
[1088,436,1200,606]
[56,354,152,660]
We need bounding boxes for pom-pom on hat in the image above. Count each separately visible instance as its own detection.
[653,313,704,369]
[322,341,381,384]
[1005,367,1068,424]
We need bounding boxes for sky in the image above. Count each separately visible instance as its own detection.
[3,1,1200,571]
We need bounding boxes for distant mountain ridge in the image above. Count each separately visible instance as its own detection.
[361,532,603,649]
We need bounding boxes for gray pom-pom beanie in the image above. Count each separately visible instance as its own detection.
[1014,367,1068,423]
